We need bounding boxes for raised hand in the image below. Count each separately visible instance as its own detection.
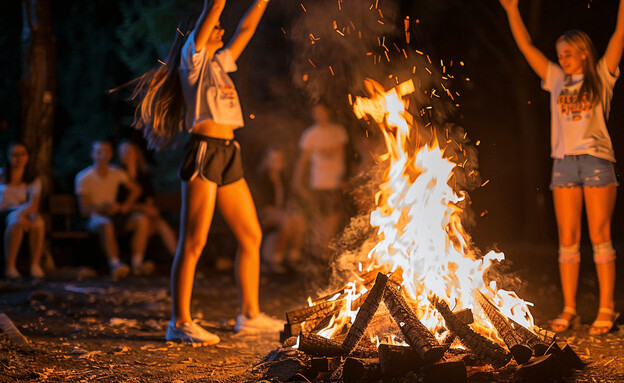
[499,0,519,12]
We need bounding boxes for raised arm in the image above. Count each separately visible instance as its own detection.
[500,0,549,80]
[226,0,270,61]
[194,0,226,52]
[603,0,624,75]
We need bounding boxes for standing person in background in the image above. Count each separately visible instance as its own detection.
[131,0,283,345]
[118,140,178,271]
[0,142,45,279]
[75,140,149,280]
[292,103,349,265]
[499,0,624,335]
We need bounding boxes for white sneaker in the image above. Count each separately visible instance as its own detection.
[30,264,45,278]
[165,320,220,345]
[5,267,21,279]
[234,313,286,334]
[110,262,130,281]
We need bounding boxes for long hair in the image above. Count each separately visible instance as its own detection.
[1,142,37,185]
[130,17,196,151]
[557,30,602,106]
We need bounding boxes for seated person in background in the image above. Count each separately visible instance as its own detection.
[74,140,150,279]
[0,142,45,279]
[117,140,178,261]
[254,148,305,273]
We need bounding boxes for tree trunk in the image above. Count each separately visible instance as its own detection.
[19,0,56,195]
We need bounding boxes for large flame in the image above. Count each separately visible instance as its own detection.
[316,79,534,344]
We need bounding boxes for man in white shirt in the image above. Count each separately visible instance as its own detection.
[74,140,150,279]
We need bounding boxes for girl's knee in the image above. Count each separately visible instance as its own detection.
[593,242,616,264]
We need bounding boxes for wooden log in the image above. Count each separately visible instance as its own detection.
[342,272,388,351]
[474,290,532,364]
[310,357,342,373]
[454,308,474,325]
[286,300,343,324]
[342,357,381,383]
[378,343,424,378]
[516,354,564,382]
[383,283,445,364]
[507,318,551,357]
[423,359,467,383]
[298,333,377,358]
[429,294,511,368]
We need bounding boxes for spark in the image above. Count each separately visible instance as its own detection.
[300,3,306,12]
[415,49,423,55]
[481,180,490,187]
[176,28,184,36]
[336,29,345,37]
[308,59,316,67]
[329,66,335,76]
[157,59,166,65]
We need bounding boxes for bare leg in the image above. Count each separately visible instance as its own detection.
[171,178,217,325]
[127,213,151,266]
[96,222,120,262]
[584,185,617,324]
[27,216,45,269]
[216,179,262,318]
[553,187,583,323]
[4,222,25,273]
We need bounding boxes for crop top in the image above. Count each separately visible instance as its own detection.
[179,30,244,130]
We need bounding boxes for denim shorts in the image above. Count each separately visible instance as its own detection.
[550,154,618,189]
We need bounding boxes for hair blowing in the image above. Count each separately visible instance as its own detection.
[130,17,196,151]
[557,30,603,106]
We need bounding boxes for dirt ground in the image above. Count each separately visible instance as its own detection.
[1,243,624,383]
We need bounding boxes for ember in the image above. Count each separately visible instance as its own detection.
[269,79,585,381]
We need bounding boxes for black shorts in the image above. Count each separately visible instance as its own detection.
[178,134,244,186]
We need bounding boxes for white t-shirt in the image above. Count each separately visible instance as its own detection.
[0,175,41,211]
[74,166,129,215]
[299,123,348,190]
[179,30,244,130]
[542,58,619,162]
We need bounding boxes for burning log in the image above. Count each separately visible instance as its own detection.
[286,300,342,324]
[506,318,554,357]
[298,333,377,358]
[342,272,388,351]
[378,343,424,378]
[383,282,445,364]
[474,290,533,364]
[429,294,511,368]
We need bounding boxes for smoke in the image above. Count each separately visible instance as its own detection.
[286,0,487,290]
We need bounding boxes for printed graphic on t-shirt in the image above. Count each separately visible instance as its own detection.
[218,84,238,107]
[558,87,591,122]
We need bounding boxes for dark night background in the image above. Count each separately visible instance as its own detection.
[1,0,624,264]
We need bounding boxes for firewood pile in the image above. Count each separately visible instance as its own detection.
[258,271,586,382]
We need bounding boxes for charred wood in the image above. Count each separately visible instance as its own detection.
[475,290,532,364]
[378,343,424,378]
[342,272,388,351]
[310,357,342,373]
[286,300,342,324]
[423,359,467,383]
[430,294,511,368]
[516,353,564,382]
[298,334,376,358]
[383,283,445,364]
[342,357,381,383]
